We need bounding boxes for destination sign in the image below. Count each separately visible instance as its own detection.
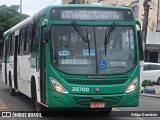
[61,10,123,21]
[51,8,134,21]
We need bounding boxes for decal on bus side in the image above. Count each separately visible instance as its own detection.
[83,50,95,56]
[59,50,70,56]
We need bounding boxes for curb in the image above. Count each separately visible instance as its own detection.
[140,93,160,98]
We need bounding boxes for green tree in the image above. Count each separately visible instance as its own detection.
[0,5,29,41]
[0,5,29,58]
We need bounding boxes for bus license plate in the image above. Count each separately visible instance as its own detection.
[90,102,106,108]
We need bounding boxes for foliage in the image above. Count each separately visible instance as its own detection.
[0,5,29,42]
[142,80,153,88]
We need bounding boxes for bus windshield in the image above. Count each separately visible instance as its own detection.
[51,25,136,75]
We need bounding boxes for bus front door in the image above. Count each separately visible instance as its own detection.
[40,26,47,104]
[14,35,18,91]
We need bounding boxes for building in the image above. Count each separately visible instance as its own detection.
[86,0,160,32]
[62,0,85,4]
[62,0,72,4]
[146,32,160,63]
[130,0,139,19]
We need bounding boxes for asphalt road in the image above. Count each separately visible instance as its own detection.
[0,71,159,120]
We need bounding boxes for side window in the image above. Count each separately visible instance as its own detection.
[143,65,149,71]
[19,28,26,55]
[11,33,15,55]
[9,33,15,56]
[150,65,160,70]
[18,32,21,55]
[24,24,32,54]
[9,35,12,55]
[31,21,40,53]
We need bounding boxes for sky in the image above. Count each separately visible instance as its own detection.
[0,0,62,15]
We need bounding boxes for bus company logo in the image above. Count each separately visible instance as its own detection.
[2,112,11,117]
[88,76,107,79]
[95,88,100,93]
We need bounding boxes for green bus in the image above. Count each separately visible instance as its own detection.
[2,4,143,113]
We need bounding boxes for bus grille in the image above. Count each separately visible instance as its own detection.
[73,96,123,107]
[65,79,126,85]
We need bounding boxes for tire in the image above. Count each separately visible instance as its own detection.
[99,107,112,114]
[31,80,44,111]
[157,77,160,85]
[9,73,16,96]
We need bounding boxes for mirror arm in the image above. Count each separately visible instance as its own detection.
[136,20,141,30]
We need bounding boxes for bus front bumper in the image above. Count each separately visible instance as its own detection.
[47,89,139,108]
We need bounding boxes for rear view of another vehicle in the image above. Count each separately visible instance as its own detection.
[142,62,160,84]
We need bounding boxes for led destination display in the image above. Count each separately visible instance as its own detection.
[51,8,134,21]
[61,10,124,21]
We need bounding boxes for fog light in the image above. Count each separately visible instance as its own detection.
[50,77,68,94]
[125,78,138,93]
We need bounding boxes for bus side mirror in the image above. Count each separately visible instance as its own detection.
[42,26,48,43]
[137,30,144,61]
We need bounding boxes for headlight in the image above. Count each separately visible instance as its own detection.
[50,77,68,94]
[125,78,138,93]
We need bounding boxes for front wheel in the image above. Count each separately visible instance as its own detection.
[99,107,112,114]
[31,81,44,111]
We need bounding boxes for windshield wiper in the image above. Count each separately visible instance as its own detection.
[71,22,91,55]
[86,28,90,55]
[104,22,116,56]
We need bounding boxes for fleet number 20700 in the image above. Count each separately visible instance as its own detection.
[72,87,89,92]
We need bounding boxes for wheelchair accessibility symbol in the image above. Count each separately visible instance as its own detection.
[99,61,107,69]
